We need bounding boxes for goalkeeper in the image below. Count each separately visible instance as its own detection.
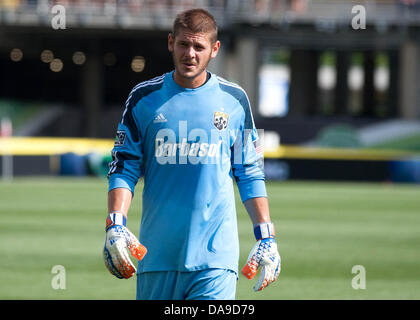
[103,8,281,300]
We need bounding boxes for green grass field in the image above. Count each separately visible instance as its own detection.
[0,177,419,300]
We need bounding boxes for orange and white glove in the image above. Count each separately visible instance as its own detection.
[103,212,147,279]
[241,222,281,291]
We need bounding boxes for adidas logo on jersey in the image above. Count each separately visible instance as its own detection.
[153,113,167,123]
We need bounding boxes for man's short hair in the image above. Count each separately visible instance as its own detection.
[172,8,218,43]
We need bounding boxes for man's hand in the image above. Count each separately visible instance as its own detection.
[103,212,147,279]
[241,222,281,291]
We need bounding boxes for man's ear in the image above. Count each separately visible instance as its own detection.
[168,33,174,52]
[211,40,221,59]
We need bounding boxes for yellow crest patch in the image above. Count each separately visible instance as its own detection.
[213,111,229,130]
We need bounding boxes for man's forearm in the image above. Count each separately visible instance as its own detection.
[108,187,133,217]
[244,197,271,225]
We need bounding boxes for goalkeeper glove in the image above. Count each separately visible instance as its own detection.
[103,212,147,279]
[241,222,281,291]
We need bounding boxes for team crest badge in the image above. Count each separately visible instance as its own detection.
[114,130,126,146]
[213,111,229,130]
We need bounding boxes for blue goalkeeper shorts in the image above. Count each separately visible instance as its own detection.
[136,268,237,300]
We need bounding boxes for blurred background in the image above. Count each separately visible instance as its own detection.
[1,0,420,181]
[0,0,420,300]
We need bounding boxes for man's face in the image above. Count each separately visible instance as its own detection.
[168,29,220,82]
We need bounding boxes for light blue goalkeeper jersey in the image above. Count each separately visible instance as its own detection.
[108,70,266,274]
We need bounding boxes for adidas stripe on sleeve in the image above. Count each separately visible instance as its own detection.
[108,75,165,194]
[217,76,267,202]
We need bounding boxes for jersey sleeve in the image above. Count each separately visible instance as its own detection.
[231,94,267,202]
[107,97,143,195]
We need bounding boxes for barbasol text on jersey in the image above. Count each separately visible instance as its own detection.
[154,121,224,165]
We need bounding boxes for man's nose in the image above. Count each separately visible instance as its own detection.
[184,46,195,58]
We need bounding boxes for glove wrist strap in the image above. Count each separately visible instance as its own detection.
[106,212,127,230]
[254,222,275,240]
